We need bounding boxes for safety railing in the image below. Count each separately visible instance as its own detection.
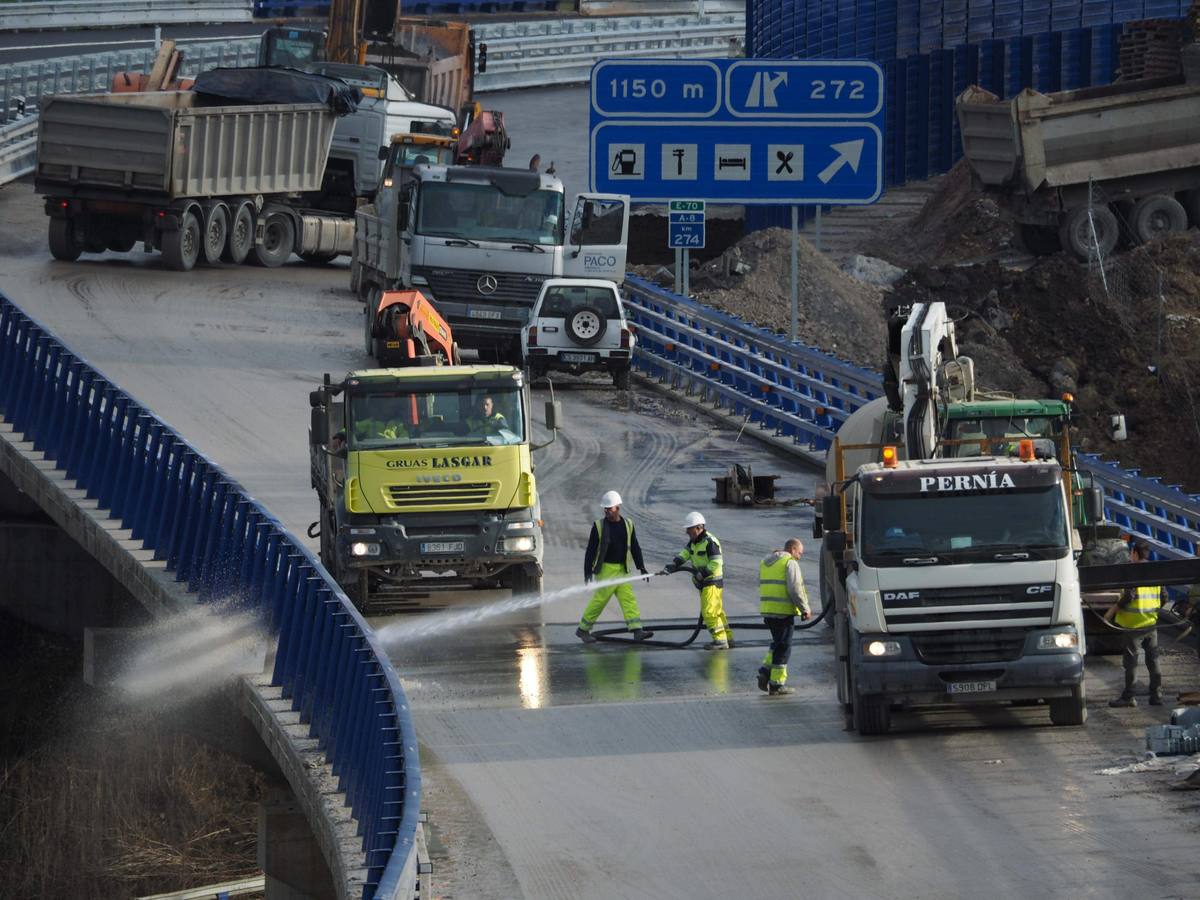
[0,0,252,31]
[474,13,744,91]
[0,292,420,900]
[624,275,1200,560]
[0,117,37,185]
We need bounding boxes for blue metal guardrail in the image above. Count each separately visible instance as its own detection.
[623,274,1200,564]
[0,292,419,900]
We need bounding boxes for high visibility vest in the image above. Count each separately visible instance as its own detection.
[1115,584,1161,629]
[759,555,799,616]
[593,517,634,574]
[673,532,723,587]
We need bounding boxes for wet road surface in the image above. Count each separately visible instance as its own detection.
[1,182,1197,899]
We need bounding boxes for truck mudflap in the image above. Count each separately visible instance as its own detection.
[852,627,1084,706]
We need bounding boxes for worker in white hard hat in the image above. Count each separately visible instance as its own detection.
[662,511,733,650]
[576,490,654,643]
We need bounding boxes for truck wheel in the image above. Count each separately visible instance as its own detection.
[1016,223,1061,256]
[505,565,543,596]
[161,211,201,271]
[853,694,891,736]
[223,204,254,264]
[612,366,631,390]
[202,206,228,265]
[1049,684,1087,726]
[250,212,294,268]
[567,306,605,346]
[1058,205,1118,262]
[1129,195,1187,245]
[48,218,82,261]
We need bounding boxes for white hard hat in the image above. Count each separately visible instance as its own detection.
[683,511,706,528]
[600,490,622,508]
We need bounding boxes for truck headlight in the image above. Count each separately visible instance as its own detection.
[1037,632,1078,650]
[503,536,535,553]
[505,521,535,530]
[864,639,901,658]
[351,541,381,557]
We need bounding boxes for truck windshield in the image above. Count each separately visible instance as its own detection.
[416,182,564,245]
[393,144,456,169]
[348,387,525,449]
[859,486,1069,566]
[944,416,1059,458]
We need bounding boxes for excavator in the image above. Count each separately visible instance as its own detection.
[258,0,509,167]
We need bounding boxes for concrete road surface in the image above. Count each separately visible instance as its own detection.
[1,179,1197,899]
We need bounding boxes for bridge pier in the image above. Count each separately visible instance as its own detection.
[259,783,340,900]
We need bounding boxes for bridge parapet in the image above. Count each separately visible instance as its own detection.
[0,292,420,900]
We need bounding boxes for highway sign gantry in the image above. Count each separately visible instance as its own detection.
[589,58,884,205]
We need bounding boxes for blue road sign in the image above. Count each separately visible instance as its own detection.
[668,200,705,249]
[589,58,884,206]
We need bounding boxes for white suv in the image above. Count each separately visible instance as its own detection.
[521,278,635,389]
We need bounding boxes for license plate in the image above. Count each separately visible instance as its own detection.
[946,680,997,694]
[560,352,596,363]
[468,308,503,320]
[421,541,464,554]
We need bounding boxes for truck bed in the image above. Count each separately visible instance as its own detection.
[957,76,1200,195]
[36,91,336,200]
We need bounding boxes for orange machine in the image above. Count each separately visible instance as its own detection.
[367,290,459,367]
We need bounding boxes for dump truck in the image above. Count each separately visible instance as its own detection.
[353,163,630,362]
[309,363,551,612]
[957,74,1200,260]
[35,71,360,271]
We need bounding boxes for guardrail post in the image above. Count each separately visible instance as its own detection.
[130,422,165,542]
[175,466,215,583]
[109,412,147,523]
[271,553,308,692]
[287,574,323,710]
[193,480,231,597]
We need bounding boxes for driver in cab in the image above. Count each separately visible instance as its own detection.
[466,395,507,435]
[354,396,409,442]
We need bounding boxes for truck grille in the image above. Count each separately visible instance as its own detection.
[881,583,1055,631]
[386,482,496,508]
[912,628,1030,665]
[414,267,548,307]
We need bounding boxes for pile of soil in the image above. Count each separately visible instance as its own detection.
[888,235,1200,491]
[634,226,887,367]
[877,160,1017,266]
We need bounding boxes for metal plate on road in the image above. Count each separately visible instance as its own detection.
[421,541,465,554]
[589,58,884,205]
[946,680,997,695]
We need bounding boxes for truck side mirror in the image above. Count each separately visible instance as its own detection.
[825,531,847,555]
[1084,486,1105,523]
[378,145,389,161]
[822,494,843,531]
[310,409,328,446]
[309,389,324,409]
[545,400,563,431]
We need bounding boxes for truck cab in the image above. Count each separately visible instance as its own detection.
[310,365,544,612]
[821,450,1088,734]
[354,164,630,362]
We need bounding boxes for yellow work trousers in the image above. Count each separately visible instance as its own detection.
[700,584,731,641]
[579,562,642,631]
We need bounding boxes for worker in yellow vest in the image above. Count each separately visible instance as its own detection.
[1105,539,1163,707]
[757,538,811,696]
[576,490,653,643]
[663,511,732,650]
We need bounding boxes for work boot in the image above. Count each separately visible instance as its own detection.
[756,669,770,693]
[704,639,730,651]
[726,636,736,649]
[575,627,597,644]
[1149,692,1164,706]
[1108,695,1137,708]
[768,684,795,696]
[632,628,655,641]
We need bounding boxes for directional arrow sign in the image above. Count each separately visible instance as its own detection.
[817,139,864,184]
[589,57,885,206]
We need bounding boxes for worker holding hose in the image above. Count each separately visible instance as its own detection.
[663,512,733,650]
[757,538,811,696]
[1105,539,1164,708]
[576,491,654,643]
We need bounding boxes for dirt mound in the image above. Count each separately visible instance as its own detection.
[889,235,1200,491]
[634,227,887,368]
[878,161,1016,266]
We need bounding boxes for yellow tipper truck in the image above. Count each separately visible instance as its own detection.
[309,364,545,612]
